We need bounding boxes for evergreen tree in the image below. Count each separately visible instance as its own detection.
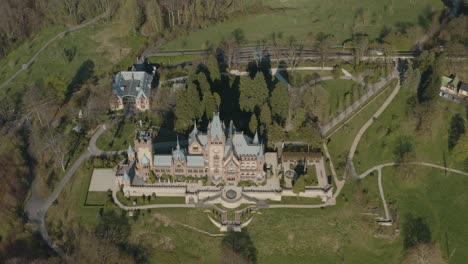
[175,85,201,131]
[249,114,258,134]
[259,103,272,128]
[270,83,290,125]
[239,74,268,112]
[202,92,217,119]
[207,54,221,81]
[197,73,210,95]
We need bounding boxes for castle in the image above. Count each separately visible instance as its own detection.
[117,113,266,185]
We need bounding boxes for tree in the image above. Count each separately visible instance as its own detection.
[207,54,221,81]
[315,32,334,69]
[45,76,67,103]
[239,74,268,113]
[259,103,272,129]
[249,114,258,135]
[402,214,432,250]
[270,83,290,125]
[267,123,285,145]
[202,92,217,119]
[331,65,341,79]
[293,176,305,194]
[197,73,210,95]
[352,34,368,65]
[175,84,201,131]
[448,114,465,151]
[393,135,414,162]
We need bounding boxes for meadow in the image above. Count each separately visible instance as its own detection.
[162,0,444,51]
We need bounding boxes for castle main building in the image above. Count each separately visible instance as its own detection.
[120,113,266,185]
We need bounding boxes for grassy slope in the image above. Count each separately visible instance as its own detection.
[327,85,396,178]
[162,0,443,51]
[354,88,467,173]
[0,21,144,97]
[47,155,468,264]
[382,166,468,264]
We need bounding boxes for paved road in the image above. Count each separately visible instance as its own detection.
[358,162,468,179]
[377,168,391,221]
[26,122,125,256]
[348,76,400,162]
[0,12,107,90]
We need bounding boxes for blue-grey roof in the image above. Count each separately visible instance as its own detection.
[141,154,150,165]
[123,171,131,182]
[209,113,224,140]
[232,133,262,156]
[197,134,208,146]
[187,155,205,167]
[154,155,172,167]
[189,121,200,145]
[173,137,186,161]
[252,131,259,144]
[127,144,134,155]
[112,71,152,99]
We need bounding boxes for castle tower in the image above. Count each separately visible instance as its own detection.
[207,113,226,178]
[134,129,153,179]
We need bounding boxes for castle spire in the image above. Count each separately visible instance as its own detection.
[176,135,180,150]
[253,130,259,144]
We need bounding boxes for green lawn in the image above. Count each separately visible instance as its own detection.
[267,196,322,205]
[85,191,111,206]
[381,166,468,264]
[148,54,206,65]
[353,88,467,173]
[116,191,186,206]
[287,70,334,87]
[0,21,145,98]
[46,153,468,263]
[96,121,138,151]
[301,79,363,125]
[327,83,396,179]
[162,0,443,51]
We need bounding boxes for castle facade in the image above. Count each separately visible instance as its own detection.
[118,113,266,185]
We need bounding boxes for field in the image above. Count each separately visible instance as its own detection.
[147,54,206,65]
[162,0,444,51]
[46,152,468,264]
[96,121,139,151]
[0,21,145,98]
[353,88,467,173]
[327,83,396,178]
[310,79,362,124]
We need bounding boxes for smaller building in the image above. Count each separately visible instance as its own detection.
[111,59,156,111]
[440,74,468,101]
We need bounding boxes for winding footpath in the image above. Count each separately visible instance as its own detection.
[26,122,124,256]
[0,12,107,90]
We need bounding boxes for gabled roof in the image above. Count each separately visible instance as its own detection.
[172,136,186,161]
[141,154,150,165]
[459,82,468,93]
[154,155,172,167]
[209,113,224,140]
[112,71,153,99]
[252,131,259,144]
[187,155,205,167]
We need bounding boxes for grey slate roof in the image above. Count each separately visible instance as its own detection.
[231,133,262,156]
[141,154,150,165]
[154,155,172,167]
[173,137,186,161]
[127,144,134,155]
[112,71,152,99]
[187,155,205,167]
[209,113,224,140]
[459,82,468,92]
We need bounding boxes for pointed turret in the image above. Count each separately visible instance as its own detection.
[173,135,186,161]
[189,120,198,144]
[176,135,180,150]
[253,130,259,144]
[127,144,134,155]
[258,142,264,158]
